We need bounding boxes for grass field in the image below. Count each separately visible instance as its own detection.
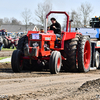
[0,56,11,60]
[2,47,16,51]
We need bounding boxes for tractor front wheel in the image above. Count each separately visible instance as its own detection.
[78,36,91,72]
[11,50,23,72]
[49,51,62,74]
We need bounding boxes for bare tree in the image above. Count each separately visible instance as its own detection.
[21,8,32,31]
[63,2,93,29]
[79,2,93,27]
[62,10,81,29]
[62,11,70,30]
[35,0,52,26]
[71,10,81,28]
[0,19,3,26]
[11,17,22,25]
[3,17,10,24]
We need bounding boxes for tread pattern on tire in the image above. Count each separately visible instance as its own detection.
[49,51,62,74]
[78,36,91,72]
[63,35,80,72]
[11,50,23,72]
[17,35,28,52]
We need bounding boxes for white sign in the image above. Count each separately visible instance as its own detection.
[45,37,51,40]
[32,34,39,39]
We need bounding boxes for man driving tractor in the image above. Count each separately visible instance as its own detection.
[50,18,61,39]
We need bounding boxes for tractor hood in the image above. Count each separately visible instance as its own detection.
[27,30,56,41]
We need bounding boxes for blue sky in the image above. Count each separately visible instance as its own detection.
[0,0,99,25]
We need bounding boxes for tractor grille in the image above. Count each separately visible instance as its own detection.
[30,41,41,48]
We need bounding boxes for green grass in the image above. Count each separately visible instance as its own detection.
[2,47,16,51]
[0,56,11,60]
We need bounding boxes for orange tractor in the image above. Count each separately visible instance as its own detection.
[11,11,91,74]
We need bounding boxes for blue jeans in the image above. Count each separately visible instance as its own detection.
[56,34,61,40]
[55,34,61,47]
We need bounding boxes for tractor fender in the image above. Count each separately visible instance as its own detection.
[61,32,77,48]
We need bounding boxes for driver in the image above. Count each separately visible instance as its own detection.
[50,18,61,39]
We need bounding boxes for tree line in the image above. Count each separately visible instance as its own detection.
[63,2,93,28]
[0,17,22,25]
[0,1,93,31]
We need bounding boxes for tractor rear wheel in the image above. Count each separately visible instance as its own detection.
[11,50,23,72]
[63,35,79,72]
[49,51,62,74]
[78,36,91,72]
[17,35,28,51]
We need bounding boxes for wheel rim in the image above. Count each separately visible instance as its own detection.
[84,41,91,69]
[57,57,60,69]
[96,56,99,68]
[96,54,99,68]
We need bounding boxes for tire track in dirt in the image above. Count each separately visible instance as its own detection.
[0,72,100,100]
[0,63,100,100]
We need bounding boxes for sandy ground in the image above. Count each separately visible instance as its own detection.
[0,63,100,100]
[0,50,13,57]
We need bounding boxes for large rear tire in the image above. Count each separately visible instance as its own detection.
[11,50,23,72]
[63,35,79,72]
[78,36,91,72]
[49,51,62,74]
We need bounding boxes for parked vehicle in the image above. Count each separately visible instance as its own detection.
[3,32,19,49]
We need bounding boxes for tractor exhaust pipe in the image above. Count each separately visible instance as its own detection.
[45,18,47,33]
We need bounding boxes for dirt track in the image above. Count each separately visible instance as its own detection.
[0,50,13,57]
[0,63,100,100]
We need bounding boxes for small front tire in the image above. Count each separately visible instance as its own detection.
[49,51,62,74]
[11,50,23,72]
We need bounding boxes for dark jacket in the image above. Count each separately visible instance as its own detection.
[50,21,61,34]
